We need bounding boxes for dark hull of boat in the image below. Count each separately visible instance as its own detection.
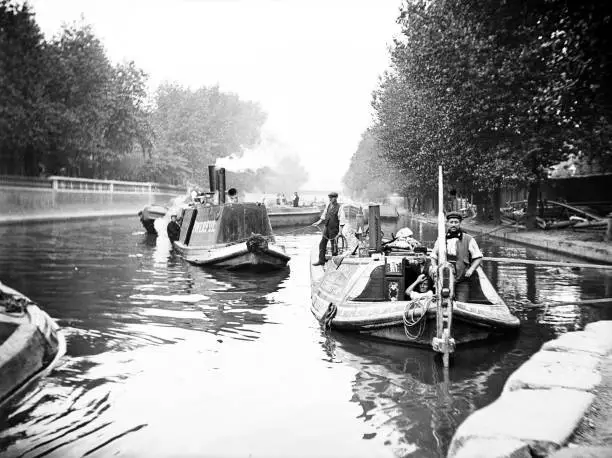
[138,205,168,235]
[174,241,290,270]
[1,283,66,410]
[140,217,157,235]
[319,310,511,347]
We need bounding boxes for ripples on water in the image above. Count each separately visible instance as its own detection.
[0,216,611,457]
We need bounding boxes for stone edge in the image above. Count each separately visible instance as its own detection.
[447,321,612,458]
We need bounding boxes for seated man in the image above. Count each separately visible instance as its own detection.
[429,211,483,302]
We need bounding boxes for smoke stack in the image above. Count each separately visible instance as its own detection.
[368,204,381,252]
[208,166,217,192]
[218,167,226,204]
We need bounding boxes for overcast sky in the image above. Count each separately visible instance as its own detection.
[28,0,401,191]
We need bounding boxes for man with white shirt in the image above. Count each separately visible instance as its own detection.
[311,192,346,266]
[429,211,483,301]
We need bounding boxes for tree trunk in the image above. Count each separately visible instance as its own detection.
[525,181,539,229]
[474,190,491,223]
[492,186,501,225]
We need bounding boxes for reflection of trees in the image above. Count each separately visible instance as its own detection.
[330,334,518,457]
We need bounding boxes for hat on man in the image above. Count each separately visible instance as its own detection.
[328,191,338,198]
[446,211,463,221]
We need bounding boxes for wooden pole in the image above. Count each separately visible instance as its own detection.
[483,257,612,270]
[433,166,455,368]
[536,297,612,308]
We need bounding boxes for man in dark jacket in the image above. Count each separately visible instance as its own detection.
[167,214,181,243]
[311,192,346,266]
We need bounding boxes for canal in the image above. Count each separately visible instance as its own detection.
[1,215,611,457]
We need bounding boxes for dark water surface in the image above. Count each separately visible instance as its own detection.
[0,215,611,458]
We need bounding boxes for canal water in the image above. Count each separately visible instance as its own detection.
[0,216,611,458]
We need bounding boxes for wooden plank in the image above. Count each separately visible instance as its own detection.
[483,257,612,270]
[537,298,612,308]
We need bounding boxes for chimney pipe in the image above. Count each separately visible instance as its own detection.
[208,166,217,192]
[218,168,226,204]
[368,204,381,252]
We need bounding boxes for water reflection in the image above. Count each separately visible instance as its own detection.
[328,333,519,457]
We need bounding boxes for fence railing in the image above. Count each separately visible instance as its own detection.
[0,175,185,195]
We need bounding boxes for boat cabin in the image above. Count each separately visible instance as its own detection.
[179,202,273,248]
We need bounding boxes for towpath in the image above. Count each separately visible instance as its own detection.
[408,213,612,264]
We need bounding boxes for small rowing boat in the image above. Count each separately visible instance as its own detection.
[1,281,66,410]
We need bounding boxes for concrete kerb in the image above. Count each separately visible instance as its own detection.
[0,209,138,225]
[447,321,612,458]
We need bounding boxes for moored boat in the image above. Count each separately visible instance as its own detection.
[1,281,66,410]
[138,204,167,234]
[310,169,519,360]
[267,206,321,228]
[139,195,192,235]
[380,204,399,220]
[173,166,290,270]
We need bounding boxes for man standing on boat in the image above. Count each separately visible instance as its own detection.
[311,192,346,266]
[429,211,483,302]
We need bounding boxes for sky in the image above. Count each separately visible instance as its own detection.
[28,0,401,191]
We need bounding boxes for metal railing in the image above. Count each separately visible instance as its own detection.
[0,175,184,194]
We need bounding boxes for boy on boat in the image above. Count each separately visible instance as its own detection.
[405,273,434,300]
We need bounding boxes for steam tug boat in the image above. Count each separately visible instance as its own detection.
[1,281,66,409]
[173,166,290,270]
[310,167,519,364]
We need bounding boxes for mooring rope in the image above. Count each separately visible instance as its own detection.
[321,302,337,330]
[403,297,431,340]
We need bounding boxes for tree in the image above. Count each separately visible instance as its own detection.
[343,129,409,201]
[371,0,612,225]
[0,0,49,175]
[149,83,267,185]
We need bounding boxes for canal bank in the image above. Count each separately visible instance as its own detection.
[0,175,183,226]
[0,209,138,225]
[448,321,612,458]
[409,213,612,264]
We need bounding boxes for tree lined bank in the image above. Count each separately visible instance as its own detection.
[344,0,612,228]
[0,1,280,191]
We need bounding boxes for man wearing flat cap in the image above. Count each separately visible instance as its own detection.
[311,191,346,266]
[429,211,483,301]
